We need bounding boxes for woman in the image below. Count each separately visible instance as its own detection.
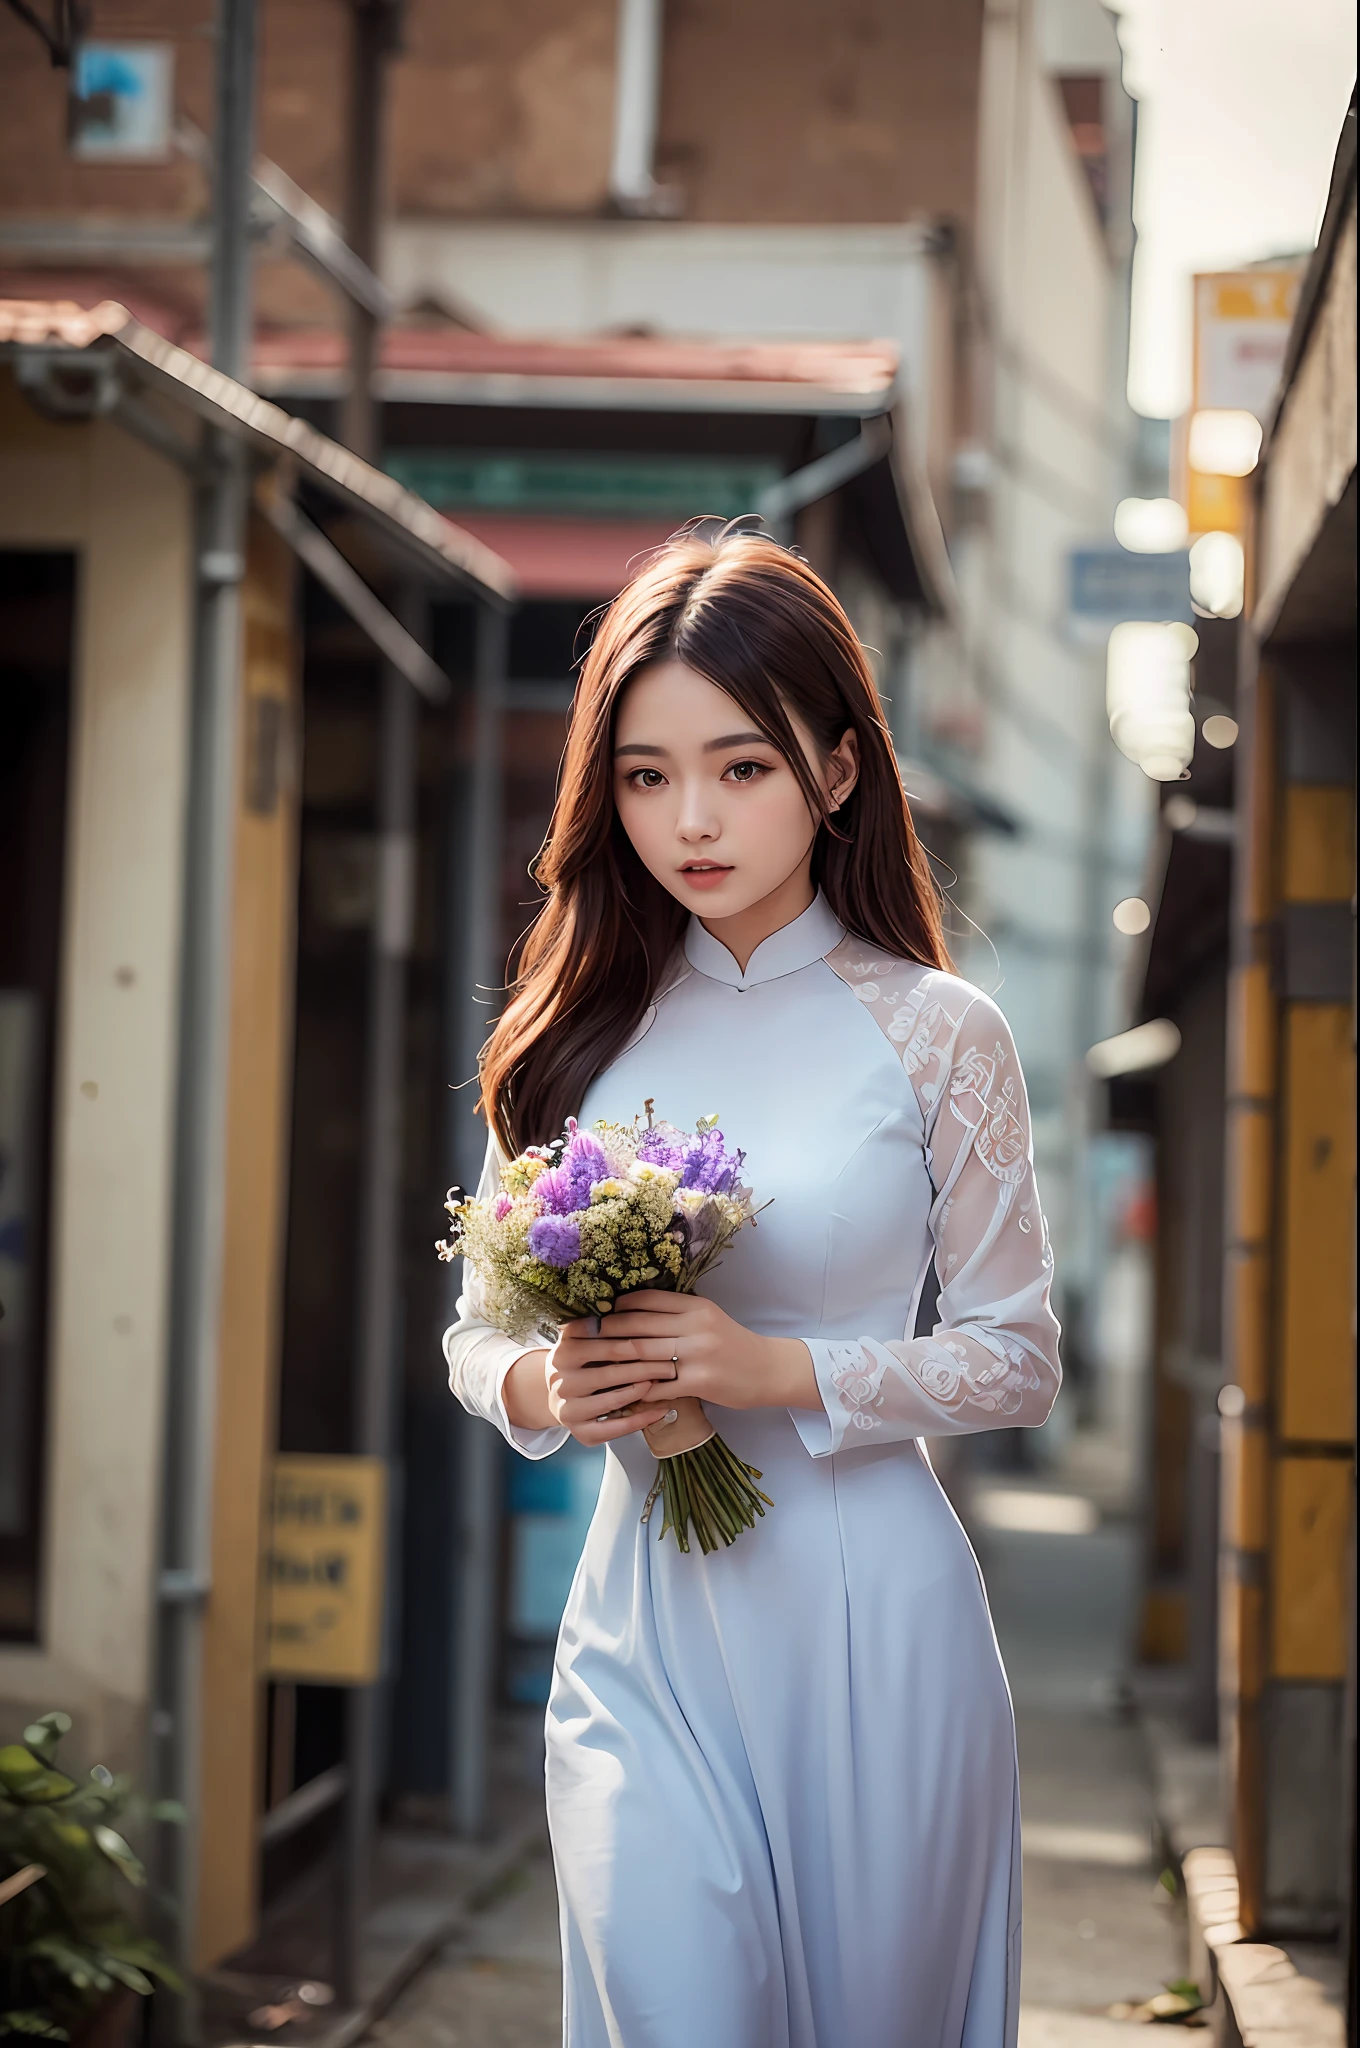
[445,527,1061,2048]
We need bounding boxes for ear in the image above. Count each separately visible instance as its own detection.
[826,727,861,811]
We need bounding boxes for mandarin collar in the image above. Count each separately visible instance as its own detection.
[683,891,845,990]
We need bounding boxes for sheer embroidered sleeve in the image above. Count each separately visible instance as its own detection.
[794,958,1062,1457]
[443,1134,570,1460]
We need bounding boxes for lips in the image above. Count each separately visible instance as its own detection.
[679,862,733,890]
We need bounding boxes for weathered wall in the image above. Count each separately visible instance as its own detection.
[392,0,617,216]
[0,379,191,1772]
[656,0,984,224]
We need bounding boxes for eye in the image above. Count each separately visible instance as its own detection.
[625,766,668,790]
[724,758,769,785]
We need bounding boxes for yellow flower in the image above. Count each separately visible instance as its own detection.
[503,1151,550,1196]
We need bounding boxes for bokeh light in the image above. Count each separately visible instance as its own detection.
[1202,714,1240,748]
[1086,1017,1183,1077]
[1106,620,1198,780]
[1187,408,1264,477]
[1189,531,1245,618]
[1112,897,1153,936]
[1114,497,1190,553]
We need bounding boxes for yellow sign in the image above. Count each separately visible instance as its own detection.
[264,1455,387,1685]
[1194,269,1300,414]
[1182,265,1302,535]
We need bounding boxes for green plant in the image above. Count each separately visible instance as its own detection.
[0,1713,183,2042]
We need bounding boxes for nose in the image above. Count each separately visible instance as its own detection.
[675,777,720,845]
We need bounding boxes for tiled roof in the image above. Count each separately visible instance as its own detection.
[251,325,899,393]
[0,298,515,601]
[0,273,898,410]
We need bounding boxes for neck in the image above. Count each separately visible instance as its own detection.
[699,864,816,974]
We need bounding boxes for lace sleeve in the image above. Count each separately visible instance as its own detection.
[795,966,1062,1457]
[443,1133,569,1460]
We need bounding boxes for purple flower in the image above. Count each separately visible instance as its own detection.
[535,1132,610,1215]
[680,1129,745,1196]
[527,1215,581,1267]
[636,1126,686,1171]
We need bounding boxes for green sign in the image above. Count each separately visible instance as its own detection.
[382,450,781,522]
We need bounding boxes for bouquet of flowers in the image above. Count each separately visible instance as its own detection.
[438,1102,771,1555]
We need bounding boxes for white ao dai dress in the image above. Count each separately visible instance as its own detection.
[445,892,1062,2048]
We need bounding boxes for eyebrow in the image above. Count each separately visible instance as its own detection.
[614,731,774,758]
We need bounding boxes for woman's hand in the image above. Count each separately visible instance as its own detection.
[520,1320,679,1448]
[577,1291,818,1413]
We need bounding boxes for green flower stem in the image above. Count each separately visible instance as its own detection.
[648,1433,773,1554]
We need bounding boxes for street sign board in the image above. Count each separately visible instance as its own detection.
[1184,266,1302,534]
[1068,548,1192,623]
[1194,270,1299,418]
[264,1454,387,1685]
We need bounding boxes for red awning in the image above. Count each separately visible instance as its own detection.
[447,513,680,599]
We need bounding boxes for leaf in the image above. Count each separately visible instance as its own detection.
[10,1769,77,1806]
[49,1823,92,1852]
[0,2013,70,2040]
[148,1800,186,1825]
[99,1960,154,1998]
[28,1935,113,1995]
[92,1828,145,1887]
[0,1746,45,1794]
[102,1942,184,1995]
[21,1716,72,1765]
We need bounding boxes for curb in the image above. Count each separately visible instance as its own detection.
[1134,1685,1345,2045]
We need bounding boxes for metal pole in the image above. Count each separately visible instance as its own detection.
[154,0,255,2032]
[336,611,422,2003]
[339,0,399,463]
[331,6,399,1995]
[449,603,508,1837]
[207,0,257,384]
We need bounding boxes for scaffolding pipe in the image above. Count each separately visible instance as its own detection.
[448,604,508,1837]
[340,0,399,462]
[337,616,423,2001]
[154,0,256,2029]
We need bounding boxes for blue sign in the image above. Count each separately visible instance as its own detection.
[1068,548,1192,622]
[70,43,173,161]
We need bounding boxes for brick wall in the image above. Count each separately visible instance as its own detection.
[2,0,983,234]
[655,0,984,224]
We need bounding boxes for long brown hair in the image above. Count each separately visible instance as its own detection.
[481,526,952,1154]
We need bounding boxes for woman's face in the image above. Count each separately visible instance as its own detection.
[612,659,858,921]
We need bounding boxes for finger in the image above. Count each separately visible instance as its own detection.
[590,1316,696,1343]
[556,1339,680,1367]
[557,1343,680,1359]
[577,1404,673,1446]
[557,1360,673,1391]
[558,1382,661,1419]
[609,1291,686,1314]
